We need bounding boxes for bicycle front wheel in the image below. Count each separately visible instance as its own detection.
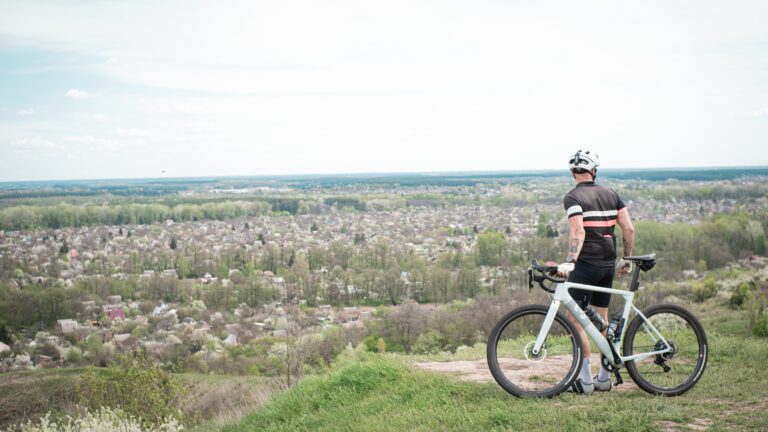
[623,304,708,396]
[487,305,582,398]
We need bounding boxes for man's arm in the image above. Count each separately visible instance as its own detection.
[567,215,585,262]
[616,208,634,257]
[616,207,635,277]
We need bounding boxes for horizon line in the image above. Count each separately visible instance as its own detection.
[2,164,768,185]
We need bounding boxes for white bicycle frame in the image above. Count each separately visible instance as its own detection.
[531,281,672,366]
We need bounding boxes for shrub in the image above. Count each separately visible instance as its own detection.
[65,347,83,365]
[35,343,61,361]
[81,334,113,367]
[692,278,718,302]
[376,337,386,354]
[744,291,768,338]
[363,335,379,353]
[76,352,185,427]
[0,320,11,344]
[753,317,768,338]
[15,407,183,432]
[730,282,753,308]
[412,330,443,355]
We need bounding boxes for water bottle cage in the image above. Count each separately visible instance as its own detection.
[611,318,626,343]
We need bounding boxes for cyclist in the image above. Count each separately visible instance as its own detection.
[558,150,635,394]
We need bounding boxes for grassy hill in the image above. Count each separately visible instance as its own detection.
[222,331,768,432]
[0,368,275,431]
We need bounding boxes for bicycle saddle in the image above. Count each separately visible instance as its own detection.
[623,254,656,271]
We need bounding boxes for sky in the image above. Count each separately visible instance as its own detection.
[1,0,767,181]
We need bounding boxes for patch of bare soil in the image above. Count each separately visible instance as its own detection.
[657,398,768,431]
[414,353,638,392]
[658,418,713,431]
[721,397,768,417]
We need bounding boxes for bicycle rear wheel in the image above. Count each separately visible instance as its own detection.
[487,305,582,398]
[623,304,708,396]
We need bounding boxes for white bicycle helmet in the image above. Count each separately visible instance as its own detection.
[568,150,600,172]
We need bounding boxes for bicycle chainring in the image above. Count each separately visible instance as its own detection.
[601,354,622,372]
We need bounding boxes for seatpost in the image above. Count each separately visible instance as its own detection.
[629,264,641,292]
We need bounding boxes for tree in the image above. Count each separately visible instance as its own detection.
[390,300,427,353]
[310,222,319,232]
[476,231,507,266]
[76,352,184,427]
[0,320,11,344]
[545,225,559,238]
[169,237,177,250]
[60,240,70,254]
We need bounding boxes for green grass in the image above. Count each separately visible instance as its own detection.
[694,300,752,338]
[0,368,275,431]
[2,298,765,431]
[0,367,81,430]
[222,330,768,432]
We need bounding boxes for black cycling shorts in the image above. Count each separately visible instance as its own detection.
[567,260,615,309]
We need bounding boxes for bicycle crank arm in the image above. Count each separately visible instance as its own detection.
[613,370,624,386]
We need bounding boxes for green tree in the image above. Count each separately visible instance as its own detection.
[77,352,185,427]
[476,231,507,266]
[0,320,11,344]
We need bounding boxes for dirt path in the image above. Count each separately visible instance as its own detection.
[414,354,639,392]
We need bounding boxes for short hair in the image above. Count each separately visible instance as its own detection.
[571,168,592,175]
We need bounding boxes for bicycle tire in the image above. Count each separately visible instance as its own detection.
[487,304,583,398]
[623,303,708,396]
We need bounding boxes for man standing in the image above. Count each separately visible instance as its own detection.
[560,150,635,394]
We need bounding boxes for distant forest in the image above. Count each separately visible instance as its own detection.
[1,166,766,196]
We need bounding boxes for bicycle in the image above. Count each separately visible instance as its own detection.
[486,254,708,397]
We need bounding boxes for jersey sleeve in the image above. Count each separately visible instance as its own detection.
[613,189,626,210]
[563,193,583,218]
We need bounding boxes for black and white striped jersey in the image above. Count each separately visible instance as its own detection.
[563,181,626,266]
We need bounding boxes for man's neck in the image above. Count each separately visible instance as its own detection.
[573,173,594,184]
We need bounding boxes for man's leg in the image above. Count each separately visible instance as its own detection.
[567,309,591,370]
[566,306,593,387]
[592,266,615,386]
[594,306,611,382]
[567,264,596,391]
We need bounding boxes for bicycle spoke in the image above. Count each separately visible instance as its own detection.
[625,306,707,394]
[492,309,578,395]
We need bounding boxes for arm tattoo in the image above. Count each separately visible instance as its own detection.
[569,238,580,254]
[623,237,633,257]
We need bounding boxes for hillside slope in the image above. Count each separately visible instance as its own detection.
[223,334,768,432]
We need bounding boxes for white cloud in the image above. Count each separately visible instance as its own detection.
[17,108,36,115]
[66,89,91,98]
[116,127,151,138]
[172,102,205,116]
[1,0,767,180]
[63,135,125,153]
